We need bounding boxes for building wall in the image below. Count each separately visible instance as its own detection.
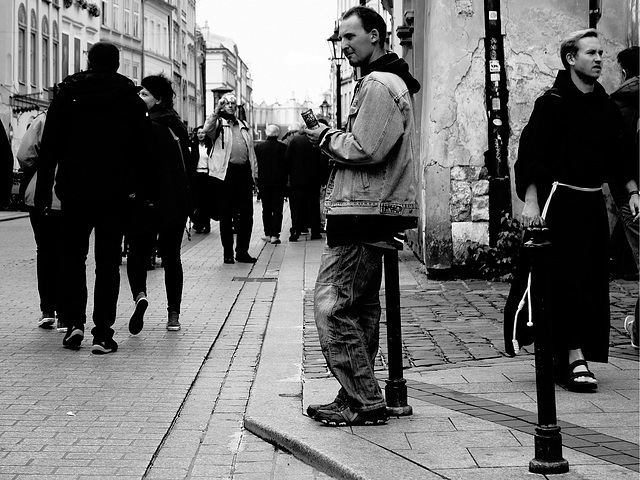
[4,0,101,157]
[410,0,637,273]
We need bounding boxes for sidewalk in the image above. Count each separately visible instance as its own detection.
[246,233,639,479]
[0,205,637,479]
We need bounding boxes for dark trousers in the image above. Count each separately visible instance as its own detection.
[260,185,285,237]
[59,204,126,341]
[127,220,186,314]
[218,163,254,257]
[28,208,63,314]
[290,185,321,234]
[193,172,216,231]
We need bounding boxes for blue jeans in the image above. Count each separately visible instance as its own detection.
[314,243,385,412]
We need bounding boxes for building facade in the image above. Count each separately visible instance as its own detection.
[1,0,102,157]
[2,0,205,169]
[199,23,253,128]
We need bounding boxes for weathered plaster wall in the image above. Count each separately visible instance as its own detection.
[417,0,636,272]
[504,0,634,217]
[422,0,488,271]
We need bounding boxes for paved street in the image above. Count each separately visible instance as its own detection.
[0,205,638,479]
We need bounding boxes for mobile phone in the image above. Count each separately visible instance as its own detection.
[301,109,319,129]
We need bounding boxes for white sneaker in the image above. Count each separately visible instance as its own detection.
[623,316,638,349]
[37,313,56,329]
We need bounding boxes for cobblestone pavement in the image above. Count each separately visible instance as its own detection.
[0,210,331,480]
[304,250,639,379]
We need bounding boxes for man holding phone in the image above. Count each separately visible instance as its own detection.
[304,6,420,426]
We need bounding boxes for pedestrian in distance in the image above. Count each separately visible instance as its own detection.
[35,41,153,355]
[0,122,12,208]
[304,6,420,427]
[515,29,640,390]
[255,124,287,244]
[126,74,195,334]
[609,46,639,349]
[16,111,66,331]
[202,93,258,264]
[190,125,216,234]
[285,125,325,241]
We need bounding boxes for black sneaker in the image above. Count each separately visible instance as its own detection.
[62,326,84,350]
[92,338,118,355]
[235,253,257,263]
[306,398,347,418]
[129,293,148,335]
[167,311,181,331]
[313,406,388,427]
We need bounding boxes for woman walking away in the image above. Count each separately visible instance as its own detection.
[127,74,195,333]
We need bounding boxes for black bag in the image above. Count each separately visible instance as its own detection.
[503,230,537,356]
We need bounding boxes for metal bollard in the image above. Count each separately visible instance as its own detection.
[383,247,413,416]
[525,226,569,474]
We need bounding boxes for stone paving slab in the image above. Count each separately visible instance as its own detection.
[246,236,639,479]
[0,205,331,479]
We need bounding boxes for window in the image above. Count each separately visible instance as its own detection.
[101,1,107,27]
[30,9,37,86]
[112,0,119,31]
[123,0,130,35]
[42,17,50,88]
[132,63,138,82]
[52,21,59,84]
[132,1,139,38]
[74,37,81,73]
[61,33,69,79]
[18,4,26,83]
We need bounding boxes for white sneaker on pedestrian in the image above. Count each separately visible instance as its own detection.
[624,316,638,349]
[38,312,56,329]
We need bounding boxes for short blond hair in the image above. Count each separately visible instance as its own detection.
[560,29,598,70]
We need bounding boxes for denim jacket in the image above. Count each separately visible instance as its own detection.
[319,71,418,218]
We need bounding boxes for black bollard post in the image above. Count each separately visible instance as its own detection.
[383,247,413,416]
[526,226,569,474]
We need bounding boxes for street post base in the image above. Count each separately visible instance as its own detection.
[529,425,569,474]
[385,378,413,417]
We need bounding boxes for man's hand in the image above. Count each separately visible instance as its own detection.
[304,125,330,147]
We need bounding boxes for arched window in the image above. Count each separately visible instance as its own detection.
[52,21,59,85]
[42,17,50,88]
[18,4,26,83]
[30,9,37,86]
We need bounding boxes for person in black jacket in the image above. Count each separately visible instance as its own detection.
[515,29,639,390]
[127,74,195,333]
[610,46,639,348]
[285,129,325,241]
[0,122,12,208]
[255,125,287,244]
[35,41,152,355]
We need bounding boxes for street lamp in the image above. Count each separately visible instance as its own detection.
[327,25,344,129]
[320,98,331,119]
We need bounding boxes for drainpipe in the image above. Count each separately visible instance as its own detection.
[483,0,511,245]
